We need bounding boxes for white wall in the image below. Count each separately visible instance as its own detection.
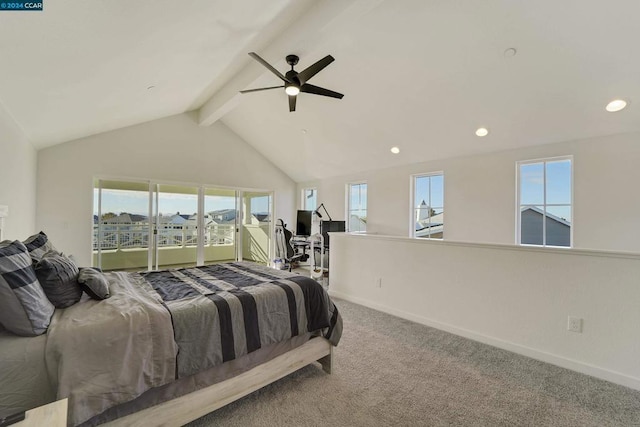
[0,101,37,240]
[299,131,640,252]
[330,234,640,390]
[36,113,296,266]
[307,132,640,389]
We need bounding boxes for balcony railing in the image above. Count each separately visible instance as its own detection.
[93,223,235,251]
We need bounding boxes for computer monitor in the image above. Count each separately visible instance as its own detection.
[296,210,313,237]
[320,220,346,247]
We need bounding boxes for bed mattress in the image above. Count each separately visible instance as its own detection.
[0,327,55,417]
[0,261,342,426]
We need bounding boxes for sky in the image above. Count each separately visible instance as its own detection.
[303,189,317,211]
[415,174,444,210]
[520,159,571,221]
[94,189,270,217]
[349,183,367,215]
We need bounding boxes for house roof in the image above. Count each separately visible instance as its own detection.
[416,212,444,231]
[521,206,571,227]
[103,213,147,224]
[2,1,640,182]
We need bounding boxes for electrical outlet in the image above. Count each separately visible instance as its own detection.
[567,316,583,333]
[375,277,382,288]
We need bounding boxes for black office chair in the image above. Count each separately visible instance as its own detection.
[275,219,303,271]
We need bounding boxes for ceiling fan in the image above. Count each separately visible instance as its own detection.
[240,52,344,112]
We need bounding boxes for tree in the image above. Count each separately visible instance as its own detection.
[101,212,116,220]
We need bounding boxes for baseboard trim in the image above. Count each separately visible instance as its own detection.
[329,289,640,391]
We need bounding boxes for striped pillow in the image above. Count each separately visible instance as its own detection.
[0,240,55,336]
[35,251,82,308]
[23,231,57,264]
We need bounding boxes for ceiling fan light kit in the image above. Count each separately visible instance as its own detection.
[240,52,344,112]
[285,84,300,96]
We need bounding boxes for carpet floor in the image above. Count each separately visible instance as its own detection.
[186,299,640,426]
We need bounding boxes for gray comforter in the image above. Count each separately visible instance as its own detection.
[45,271,177,426]
[44,262,342,426]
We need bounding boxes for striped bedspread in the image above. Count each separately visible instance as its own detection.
[139,261,342,378]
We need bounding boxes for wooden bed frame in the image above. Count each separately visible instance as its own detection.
[104,337,333,427]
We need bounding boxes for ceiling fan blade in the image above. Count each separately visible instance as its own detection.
[289,95,297,112]
[240,85,284,94]
[248,52,290,83]
[300,83,344,99]
[296,55,335,85]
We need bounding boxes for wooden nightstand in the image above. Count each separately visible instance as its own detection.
[13,399,67,427]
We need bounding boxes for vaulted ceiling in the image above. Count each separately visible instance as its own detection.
[2,0,639,182]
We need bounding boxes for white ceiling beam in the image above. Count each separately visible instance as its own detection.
[198,0,381,126]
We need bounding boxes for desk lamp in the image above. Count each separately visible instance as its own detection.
[314,203,332,221]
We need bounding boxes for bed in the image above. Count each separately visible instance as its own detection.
[0,260,342,426]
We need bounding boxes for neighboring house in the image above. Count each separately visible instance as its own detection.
[184,213,213,228]
[415,211,444,239]
[210,209,236,223]
[253,212,270,223]
[520,206,570,247]
[175,213,191,222]
[99,213,149,249]
[104,213,147,224]
[155,214,182,229]
[417,200,431,221]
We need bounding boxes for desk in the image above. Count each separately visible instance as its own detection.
[292,236,329,288]
[292,239,328,267]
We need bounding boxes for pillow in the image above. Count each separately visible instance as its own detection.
[0,240,55,336]
[77,267,110,300]
[35,251,82,309]
[23,231,57,264]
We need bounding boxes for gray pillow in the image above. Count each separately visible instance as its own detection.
[0,240,55,336]
[23,231,57,264]
[35,251,82,309]
[77,267,110,300]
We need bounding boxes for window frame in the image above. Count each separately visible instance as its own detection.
[410,171,444,239]
[346,181,367,233]
[516,155,573,248]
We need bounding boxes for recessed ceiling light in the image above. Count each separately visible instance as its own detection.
[390,147,400,154]
[503,48,517,58]
[475,127,489,137]
[605,99,627,112]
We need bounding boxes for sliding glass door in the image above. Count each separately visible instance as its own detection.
[153,184,199,270]
[93,179,272,271]
[241,191,272,264]
[93,179,152,271]
[203,188,238,264]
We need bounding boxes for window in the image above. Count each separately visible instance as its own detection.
[347,182,367,232]
[93,178,273,270]
[412,173,444,239]
[302,188,317,211]
[518,157,572,247]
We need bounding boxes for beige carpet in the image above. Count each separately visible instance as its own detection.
[187,299,640,426]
